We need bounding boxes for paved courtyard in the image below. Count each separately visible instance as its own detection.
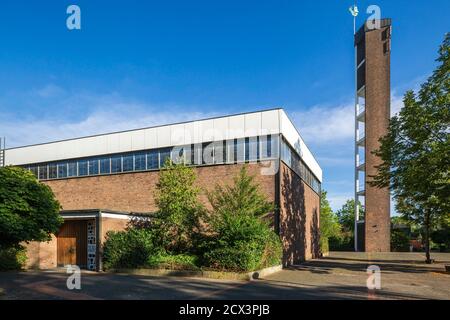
[1,252,449,300]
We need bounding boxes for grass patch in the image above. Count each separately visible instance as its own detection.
[147,253,200,270]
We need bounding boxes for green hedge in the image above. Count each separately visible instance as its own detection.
[0,246,27,271]
[102,219,282,272]
[200,215,282,272]
[103,229,200,270]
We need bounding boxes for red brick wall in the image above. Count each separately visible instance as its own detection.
[100,217,129,243]
[35,161,322,268]
[44,162,276,213]
[24,235,57,269]
[24,241,40,269]
[278,162,320,265]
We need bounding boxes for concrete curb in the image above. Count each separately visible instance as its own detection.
[111,265,283,281]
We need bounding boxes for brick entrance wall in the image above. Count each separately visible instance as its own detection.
[24,235,57,269]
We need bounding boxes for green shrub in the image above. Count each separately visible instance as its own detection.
[103,229,161,269]
[391,229,411,252]
[320,236,329,254]
[203,243,260,272]
[431,225,450,252]
[200,166,282,272]
[319,191,342,253]
[0,245,27,271]
[147,253,199,270]
[261,230,283,268]
[201,214,282,272]
[329,234,354,251]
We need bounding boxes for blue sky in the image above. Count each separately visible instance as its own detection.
[0,1,448,210]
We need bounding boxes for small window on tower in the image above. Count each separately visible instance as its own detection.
[383,40,391,54]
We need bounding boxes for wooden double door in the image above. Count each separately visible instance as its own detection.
[57,220,88,268]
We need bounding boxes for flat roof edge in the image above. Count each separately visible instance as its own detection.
[5,107,284,151]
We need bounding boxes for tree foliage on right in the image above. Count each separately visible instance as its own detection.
[370,34,450,263]
[319,191,341,253]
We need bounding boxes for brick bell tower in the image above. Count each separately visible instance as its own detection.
[354,19,392,252]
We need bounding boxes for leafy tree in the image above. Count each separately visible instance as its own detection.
[319,191,341,253]
[0,166,62,249]
[370,34,450,263]
[335,199,364,234]
[391,229,411,252]
[391,215,410,227]
[330,199,364,250]
[207,165,274,220]
[431,223,450,252]
[153,159,204,252]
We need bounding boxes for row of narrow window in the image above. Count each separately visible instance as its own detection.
[24,134,321,195]
[26,135,278,181]
[280,139,321,194]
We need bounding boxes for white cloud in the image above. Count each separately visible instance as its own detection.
[290,103,354,145]
[391,90,405,116]
[287,89,407,213]
[290,91,406,147]
[317,156,352,166]
[327,194,352,211]
[0,103,215,148]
